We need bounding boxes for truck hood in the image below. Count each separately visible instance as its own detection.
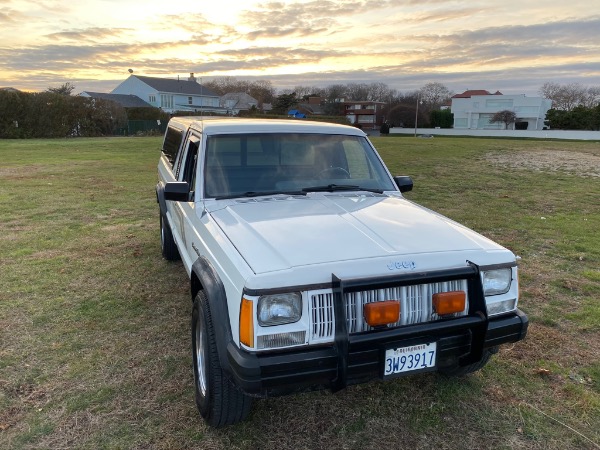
[209,194,505,274]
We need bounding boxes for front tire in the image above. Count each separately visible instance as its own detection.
[192,291,252,427]
[160,213,180,261]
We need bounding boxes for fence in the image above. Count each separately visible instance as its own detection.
[127,120,168,136]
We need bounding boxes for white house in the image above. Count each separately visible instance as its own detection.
[220,92,259,115]
[111,74,221,114]
[451,90,552,130]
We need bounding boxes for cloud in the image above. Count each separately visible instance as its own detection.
[0,9,26,23]
[216,46,342,65]
[407,8,489,23]
[1,2,599,96]
[45,27,131,43]
[238,0,396,40]
[155,13,212,33]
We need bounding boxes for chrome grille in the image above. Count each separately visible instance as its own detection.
[345,279,469,333]
[310,291,334,342]
[309,280,468,341]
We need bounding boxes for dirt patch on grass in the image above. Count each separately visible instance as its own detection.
[0,166,42,179]
[486,150,600,177]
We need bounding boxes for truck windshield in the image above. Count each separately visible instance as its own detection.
[204,133,395,199]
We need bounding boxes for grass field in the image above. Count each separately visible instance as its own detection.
[1,136,599,449]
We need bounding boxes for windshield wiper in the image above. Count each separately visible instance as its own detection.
[302,184,384,194]
[215,190,308,200]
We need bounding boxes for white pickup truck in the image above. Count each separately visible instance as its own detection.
[156,117,528,427]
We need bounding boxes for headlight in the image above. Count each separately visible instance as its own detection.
[257,292,302,326]
[482,268,512,296]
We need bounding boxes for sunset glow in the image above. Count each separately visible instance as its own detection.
[0,0,598,94]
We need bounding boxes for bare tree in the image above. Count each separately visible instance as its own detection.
[367,82,398,102]
[581,86,600,108]
[419,82,453,110]
[490,110,517,129]
[292,86,317,99]
[204,77,275,105]
[539,82,589,111]
[323,84,347,101]
[345,83,370,101]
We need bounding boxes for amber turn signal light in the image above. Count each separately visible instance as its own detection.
[239,298,254,348]
[363,301,400,327]
[432,291,466,315]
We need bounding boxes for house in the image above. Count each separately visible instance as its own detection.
[80,92,153,108]
[111,73,221,114]
[296,96,326,116]
[220,92,259,115]
[343,101,386,130]
[451,90,552,130]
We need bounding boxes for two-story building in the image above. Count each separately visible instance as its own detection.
[111,74,221,114]
[451,90,552,130]
[343,101,386,130]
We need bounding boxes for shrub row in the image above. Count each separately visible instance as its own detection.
[0,90,128,138]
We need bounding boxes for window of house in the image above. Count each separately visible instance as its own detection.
[486,99,513,108]
[149,95,156,103]
[161,94,173,109]
[515,106,539,114]
[188,97,193,105]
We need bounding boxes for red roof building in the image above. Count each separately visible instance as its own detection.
[452,90,503,99]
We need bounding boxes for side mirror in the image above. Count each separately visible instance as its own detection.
[164,181,190,201]
[393,176,413,193]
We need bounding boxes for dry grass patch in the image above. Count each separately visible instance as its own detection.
[485,149,600,177]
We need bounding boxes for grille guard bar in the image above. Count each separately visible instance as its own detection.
[331,263,488,391]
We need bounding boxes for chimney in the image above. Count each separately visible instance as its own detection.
[189,72,197,83]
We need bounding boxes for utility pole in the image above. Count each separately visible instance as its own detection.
[414,94,421,137]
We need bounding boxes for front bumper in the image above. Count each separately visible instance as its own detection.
[227,308,528,397]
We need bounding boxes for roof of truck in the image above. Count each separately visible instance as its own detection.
[168,117,366,136]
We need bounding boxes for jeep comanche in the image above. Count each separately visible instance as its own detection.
[156,117,528,427]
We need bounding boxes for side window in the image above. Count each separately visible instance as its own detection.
[162,126,184,168]
[180,136,200,199]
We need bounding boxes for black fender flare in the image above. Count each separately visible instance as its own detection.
[156,181,167,216]
[191,256,234,375]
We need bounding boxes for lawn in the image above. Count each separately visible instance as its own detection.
[0,136,599,449]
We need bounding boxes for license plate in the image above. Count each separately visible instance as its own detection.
[383,342,437,378]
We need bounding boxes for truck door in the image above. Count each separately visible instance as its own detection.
[170,134,200,268]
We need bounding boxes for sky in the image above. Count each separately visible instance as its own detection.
[0,0,599,96]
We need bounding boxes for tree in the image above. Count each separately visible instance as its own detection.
[272,92,298,114]
[419,82,453,110]
[46,82,76,96]
[538,82,599,111]
[490,110,517,129]
[203,77,275,106]
[386,92,429,129]
[345,83,370,101]
[367,82,397,102]
[545,105,600,130]
[430,109,453,128]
